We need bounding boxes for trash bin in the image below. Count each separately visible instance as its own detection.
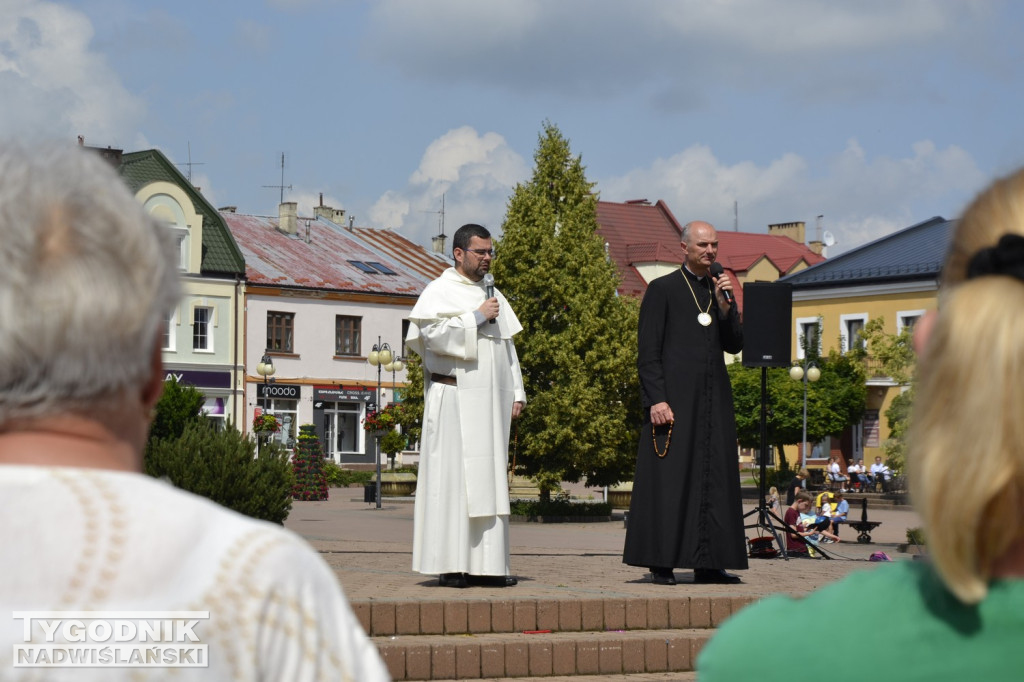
[364,484,376,504]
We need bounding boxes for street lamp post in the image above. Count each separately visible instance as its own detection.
[381,354,405,469]
[366,337,393,509]
[256,353,276,453]
[789,359,821,471]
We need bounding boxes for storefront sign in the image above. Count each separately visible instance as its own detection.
[313,385,372,402]
[257,383,301,400]
[164,369,231,389]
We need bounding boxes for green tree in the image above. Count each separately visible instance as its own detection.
[729,334,867,470]
[395,353,424,449]
[149,379,205,442]
[854,316,918,475]
[145,421,294,524]
[490,122,641,496]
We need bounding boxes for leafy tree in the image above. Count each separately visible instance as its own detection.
[149,379,205,442]
[490,122,641,496]
[395,353,424,449]
[729,328,867,470]
[145,421,294,524]
[292,424,329,501]
[854,316,918,475]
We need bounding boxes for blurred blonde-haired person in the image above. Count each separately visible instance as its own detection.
[698,167,1024,680]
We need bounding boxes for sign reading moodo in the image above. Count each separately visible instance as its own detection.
[257,383,300,400]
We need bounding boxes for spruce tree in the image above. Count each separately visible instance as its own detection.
[492,122,640,496]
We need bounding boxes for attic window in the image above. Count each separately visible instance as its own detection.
[367,261,398,275]
[348,260,378,274]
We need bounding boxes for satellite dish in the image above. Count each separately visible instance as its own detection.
[823,230,836,247]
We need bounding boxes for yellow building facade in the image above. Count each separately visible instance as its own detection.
[780,216,954,470]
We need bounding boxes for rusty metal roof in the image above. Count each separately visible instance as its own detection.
[222,212,434,297]
[350,226,449,281]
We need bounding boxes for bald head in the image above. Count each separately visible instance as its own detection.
[680,221,719,276]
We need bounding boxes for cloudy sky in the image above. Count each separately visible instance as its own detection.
[4,0,1023,254]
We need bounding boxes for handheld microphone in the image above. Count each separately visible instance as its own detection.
[709,262,732,304]
[483,273,496,324]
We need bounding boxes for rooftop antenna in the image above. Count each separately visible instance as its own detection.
[421,194,448,255]
[175,142,205,184]
[262,152,293,204]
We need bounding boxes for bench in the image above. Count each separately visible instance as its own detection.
[846,520,881,543]
[807,469,826,491]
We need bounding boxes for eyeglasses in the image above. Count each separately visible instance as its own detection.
[464,248,495,257]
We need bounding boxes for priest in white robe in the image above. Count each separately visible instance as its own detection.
[407,223,526,588]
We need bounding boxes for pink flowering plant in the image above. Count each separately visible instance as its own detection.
[252,413,281,433]
[363,403,400,432]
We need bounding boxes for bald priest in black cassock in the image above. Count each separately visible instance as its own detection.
[622,221,747,585]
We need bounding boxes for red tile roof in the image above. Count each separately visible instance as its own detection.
[595,200,685,297]
[716,232,825,276]
[595,199,825,314]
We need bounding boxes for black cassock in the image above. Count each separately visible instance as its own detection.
[622,268,748,571]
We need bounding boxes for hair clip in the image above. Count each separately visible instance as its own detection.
[966,233,1024,282]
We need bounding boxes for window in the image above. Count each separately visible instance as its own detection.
[175,232,188,270]
[192,306,213,352]
[162,309,177,352]
[366,261,398,275]
[796,317,820,359]
[348,260,378,274]
[335,315,361,356]
[267,311,295,353]
[264,401,297,450]
[840,313,868,353]
[897,309,926,335]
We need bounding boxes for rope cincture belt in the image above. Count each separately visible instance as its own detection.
[430,373,457,386]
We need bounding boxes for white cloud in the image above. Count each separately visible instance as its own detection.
[0,0,145,144]
[599,139,985,254]
[370,126,530,245]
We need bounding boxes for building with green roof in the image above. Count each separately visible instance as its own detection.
[115,147,247,429]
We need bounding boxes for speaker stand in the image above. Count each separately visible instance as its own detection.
[743,367,833,560]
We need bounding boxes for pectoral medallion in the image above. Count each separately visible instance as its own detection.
[697,312,712,327]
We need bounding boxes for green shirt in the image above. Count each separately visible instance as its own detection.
[698,560,1024,681]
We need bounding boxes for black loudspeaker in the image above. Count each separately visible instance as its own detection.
[742,282,792,368]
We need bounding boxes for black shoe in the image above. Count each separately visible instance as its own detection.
[650,567,676,585]
[694,568,742,584]
[438,572,468,588]
[466,574,517,587]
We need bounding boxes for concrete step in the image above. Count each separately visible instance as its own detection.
[486,674,696,682]
[373,628,711,680]
[350,594,753,638]
[354,594,753,680]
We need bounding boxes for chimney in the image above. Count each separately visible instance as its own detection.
[313,203,345,224]
[767,221,805,244]
[807,240,824,256]
[279,202,298,235]
[431,233,448,255]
